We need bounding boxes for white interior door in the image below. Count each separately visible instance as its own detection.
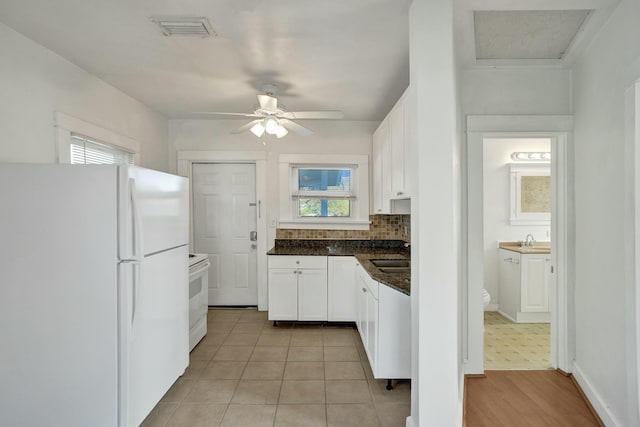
[193,163,258,306]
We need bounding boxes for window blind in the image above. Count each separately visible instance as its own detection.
[70,135,135,165]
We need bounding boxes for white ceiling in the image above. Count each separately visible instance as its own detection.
[0,0,621,120]
[0,0,411,120]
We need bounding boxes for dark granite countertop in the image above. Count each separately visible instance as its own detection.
[267,240,410,295]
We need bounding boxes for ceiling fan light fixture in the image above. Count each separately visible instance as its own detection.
[250,121,266,137]
[275,125,288,139]
[265,117,280,135]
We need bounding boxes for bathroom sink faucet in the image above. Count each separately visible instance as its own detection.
[524,234,535,247]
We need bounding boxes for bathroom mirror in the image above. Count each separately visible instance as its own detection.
[509,164,550,225]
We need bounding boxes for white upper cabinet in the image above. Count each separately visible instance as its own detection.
[372,85,414,212]
[372,118,391,214]
[390,97,406,197]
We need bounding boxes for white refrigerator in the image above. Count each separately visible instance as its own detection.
[0,164,190,427]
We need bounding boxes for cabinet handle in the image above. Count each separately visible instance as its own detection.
[397,191,403,196]
[504,257,512,262]
[362,288,367,293]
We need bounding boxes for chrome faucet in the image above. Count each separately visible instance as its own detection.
[524,233,535,247]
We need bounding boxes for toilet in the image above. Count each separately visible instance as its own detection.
[482,288,491,308]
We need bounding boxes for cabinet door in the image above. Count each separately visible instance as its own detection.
[365,287,378,373]
[268,269,298,320]
[372,119,391,214]
[521,255,550,312]
[355,265,369,344]
[497,249,520,321]
[298,269,328,321]
[390,100,405,197]
[328,257,357,321]
[403,86,415,198]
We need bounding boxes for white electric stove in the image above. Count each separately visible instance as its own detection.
[188,253,210,351]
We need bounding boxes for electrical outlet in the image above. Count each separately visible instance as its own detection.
[269,218,278,228]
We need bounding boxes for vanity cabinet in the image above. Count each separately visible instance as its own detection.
[268,256,328,321]
[327,257,357,321]
[355,262,411,380]
[498,249,550,323]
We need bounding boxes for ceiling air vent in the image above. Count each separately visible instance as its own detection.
[150,16,216,37]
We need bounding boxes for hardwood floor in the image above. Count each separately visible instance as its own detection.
[464,370,603,427]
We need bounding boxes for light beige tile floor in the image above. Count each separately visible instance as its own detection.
[142,308,411,427]
[484,311,551,370]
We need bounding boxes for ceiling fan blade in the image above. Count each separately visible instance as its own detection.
[281,111,344,120]
[231,120,262,134]
[280,119,313,136]
[193,112,262,118]
[257,94,278,112]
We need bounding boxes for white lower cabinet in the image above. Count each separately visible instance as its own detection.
[268,256,328,321]
[355,262,411,380]
[498,249,550,323]
[327,257,357,321]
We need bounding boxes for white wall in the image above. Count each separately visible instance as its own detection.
[483,138,551,310]
[168,119,376,246]
[572,0,640,425]
[0,23,168,171]
[409,0,461,425]
[460,68,572,116]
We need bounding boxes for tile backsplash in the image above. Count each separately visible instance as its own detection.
[276,214,410,242]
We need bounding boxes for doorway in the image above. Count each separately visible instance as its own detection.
[482,137,552,370]
[464,115,572,375]
[192,163,258,306]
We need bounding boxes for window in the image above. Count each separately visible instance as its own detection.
[70,135,135,165]
[293,167,354,217]
[278,154,370,230]
[55,112,140,165]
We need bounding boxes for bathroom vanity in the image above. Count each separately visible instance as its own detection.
[497,243,551,323]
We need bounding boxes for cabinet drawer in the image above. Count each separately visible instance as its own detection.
[268,255,327,270]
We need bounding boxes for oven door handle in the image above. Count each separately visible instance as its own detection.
[189,260,211,276]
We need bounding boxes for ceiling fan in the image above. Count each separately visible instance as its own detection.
[196,84,344,139]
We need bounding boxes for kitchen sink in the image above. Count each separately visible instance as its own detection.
[370,259,410,268]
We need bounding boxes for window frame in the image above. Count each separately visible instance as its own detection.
[292,166,356,218]
[278,154,370,230]
[55,112,140,165]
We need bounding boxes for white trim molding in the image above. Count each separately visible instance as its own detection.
[625,80,640,423]
[573,362,620,427]
[54,112,141,164]
[464,115,573,375]
[278,154,370,230]
[177,150,269,311]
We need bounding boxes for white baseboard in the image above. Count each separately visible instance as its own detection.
[406,416,415,427]
[572,361,620,427]
[484,303,499,311]
[497,309,517,323]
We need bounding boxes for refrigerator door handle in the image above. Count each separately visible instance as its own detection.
[129,178,144,261]
[131,261,142,328]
